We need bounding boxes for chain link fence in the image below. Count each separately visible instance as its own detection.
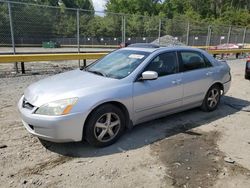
[1,0,250,54]
[0,0,250,76]
[0,2,11,48]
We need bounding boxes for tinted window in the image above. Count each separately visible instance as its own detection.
[180,51,209,71]
[203,55,213,67]
[247,62,250,69]
[145,52,178,77]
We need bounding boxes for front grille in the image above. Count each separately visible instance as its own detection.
[22,98,34,110]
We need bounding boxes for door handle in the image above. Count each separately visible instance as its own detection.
[206,71,213,76]
[176,79,182,84]
[172,80,177,84]
[172,79,182,85]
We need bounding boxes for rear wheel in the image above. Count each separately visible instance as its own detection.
[201,85,221,112]
[84,104,125,147]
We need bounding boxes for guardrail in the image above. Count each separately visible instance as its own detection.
[0,53,108,74]
[0,49,249,64]
[207,49,250,59]
[207,48,250,54]
[0,51,112,55]
[0,49,250,74]
[0,53,107,63]
[0,44,119,48]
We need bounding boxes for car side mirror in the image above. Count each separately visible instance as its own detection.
[141,71,158,80]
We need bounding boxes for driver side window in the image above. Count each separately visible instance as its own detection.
[145,52,178,77]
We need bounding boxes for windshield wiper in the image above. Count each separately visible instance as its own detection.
[87,70,106,77]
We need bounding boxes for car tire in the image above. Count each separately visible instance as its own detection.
[201,85,221,112]
[84,104,126,147]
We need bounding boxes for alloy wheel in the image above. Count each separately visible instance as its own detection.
[94,112,121,142]
[207,89,220,108]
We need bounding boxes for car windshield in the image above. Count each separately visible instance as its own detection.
[86,50,150,79]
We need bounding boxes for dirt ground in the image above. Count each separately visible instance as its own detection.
[0,59,250,188]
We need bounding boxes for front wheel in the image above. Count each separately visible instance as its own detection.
[84,104,126,147]
[201,85,221,112]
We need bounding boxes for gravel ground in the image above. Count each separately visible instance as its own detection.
[151,35,185,46]
[0,59,250,188]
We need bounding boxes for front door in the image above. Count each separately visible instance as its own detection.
[133,51,183,124]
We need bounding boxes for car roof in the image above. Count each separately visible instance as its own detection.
[123,47,159,53]
[123,46,204,53]
[128,43,160,48]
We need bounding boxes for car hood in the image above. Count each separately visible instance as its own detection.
[24,70,119,107]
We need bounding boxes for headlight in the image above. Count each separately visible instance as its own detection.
[35,98,78,116]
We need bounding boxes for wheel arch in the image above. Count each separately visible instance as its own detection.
[210,82,224,94]
[201,82,224,112]
[202,82,224,103]
[82,101,131,140]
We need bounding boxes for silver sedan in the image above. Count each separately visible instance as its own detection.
[18,46,231,147]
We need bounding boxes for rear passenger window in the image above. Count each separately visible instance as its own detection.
[203,55,213,67]
[180,51,210,71]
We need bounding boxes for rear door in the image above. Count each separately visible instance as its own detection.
[178,50,214,106]
[133,51,183,123]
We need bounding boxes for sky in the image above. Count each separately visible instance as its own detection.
[92,0,106,12]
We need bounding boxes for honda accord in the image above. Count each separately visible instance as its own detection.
[18,46,231,147]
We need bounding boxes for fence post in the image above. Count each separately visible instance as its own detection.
[227,26,232,46]
[76,9,80,67]
[83,59,86,67]
[206,25,211,48]
[242,27,247,48]
[121,16,123,43]
[186,22,190,46]
[8,2,18,73]
[122,15,126,44]
[158,19,161,45]
[124,16,126,44]
[21,62,25,74]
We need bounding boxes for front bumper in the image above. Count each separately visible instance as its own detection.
[18,96,87,143]
[223,80,231,95]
